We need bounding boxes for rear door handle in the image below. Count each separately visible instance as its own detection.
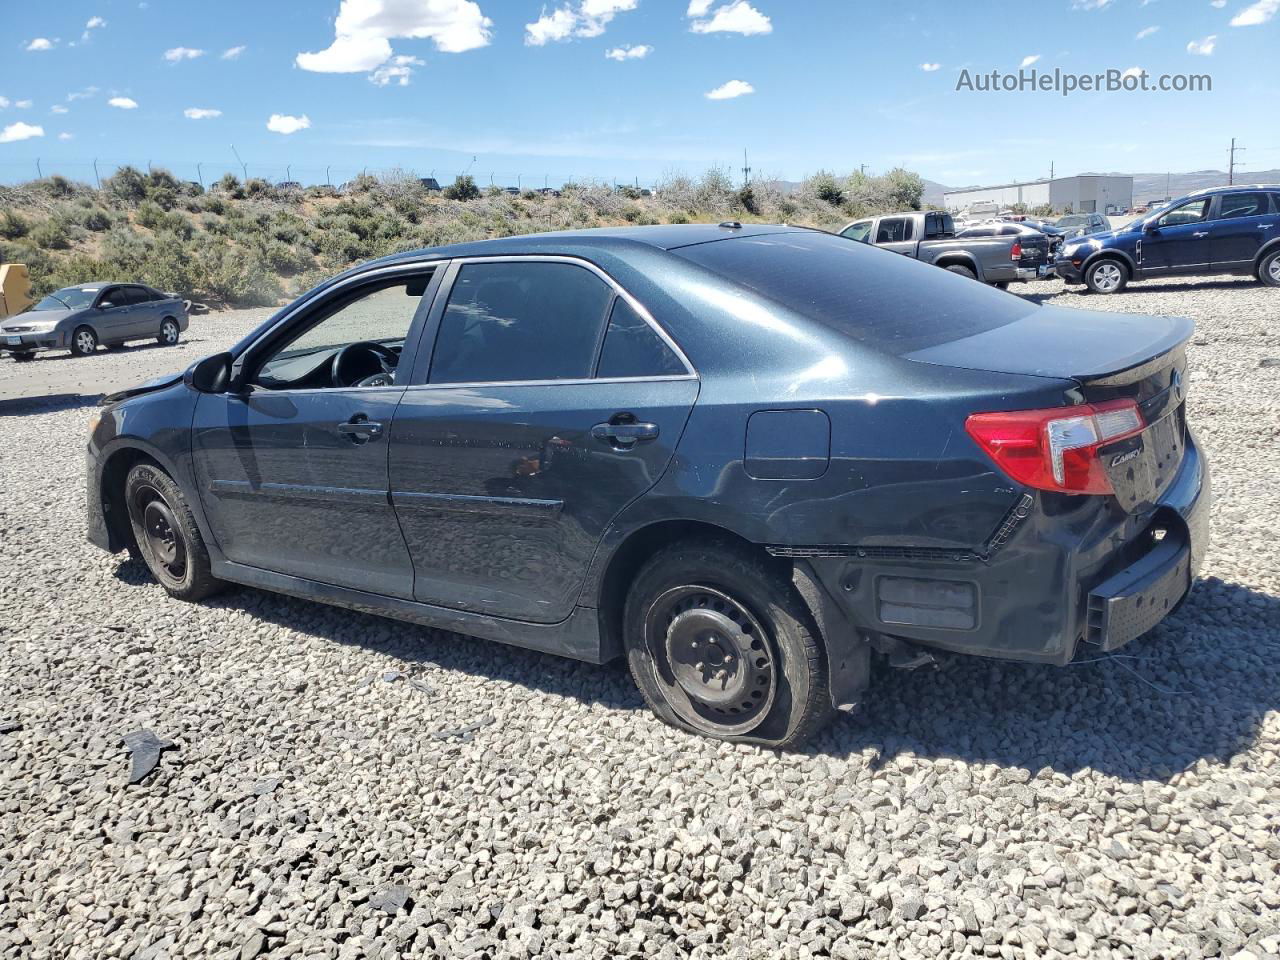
[591,421,659,447]
[337,416,383,442]
[1192,231,1209,238]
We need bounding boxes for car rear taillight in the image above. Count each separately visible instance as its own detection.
[1010,241,1022,261]
[965,399,1145,495]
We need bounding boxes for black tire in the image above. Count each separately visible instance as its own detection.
[158,317,181,346]
[1084,258,1128,294]
[992,281,1010,290]
[10,351,35,362]
[945,264,977,281]
[105,343,127,351]
[123,462,223,602]
[1259,249,1280,288]
[623,540,833,748]
[70,325,98,357]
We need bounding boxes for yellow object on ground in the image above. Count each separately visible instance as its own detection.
[0,264,32,319]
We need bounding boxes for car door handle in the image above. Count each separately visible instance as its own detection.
[1192,231,1209,238]
[337,417,383,442]
[591,421,659,446]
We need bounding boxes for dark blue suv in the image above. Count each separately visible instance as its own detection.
[1055,184,1280,293]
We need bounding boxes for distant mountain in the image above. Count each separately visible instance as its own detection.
[1126,169,1280,203]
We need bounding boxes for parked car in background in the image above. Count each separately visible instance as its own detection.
[86,224,1209,747]
[1055,184,1280,293]
[956,221,1057,269]
[1055,212,1110,240]
[841,211,1052,286]
[1,283,188,361]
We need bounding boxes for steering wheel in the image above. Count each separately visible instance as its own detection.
[330,341,399,388]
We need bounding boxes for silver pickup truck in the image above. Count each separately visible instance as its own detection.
[838,211,1054,287]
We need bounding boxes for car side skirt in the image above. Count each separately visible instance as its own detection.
[211,559,612,664]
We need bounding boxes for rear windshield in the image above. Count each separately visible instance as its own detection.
[672,232,1033,354]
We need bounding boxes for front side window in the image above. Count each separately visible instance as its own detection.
[255,275,429,388]
[430,261,612,384]
[1216,192,1269,220]
[1158,199,1210,227]
[841,220,873,243]
[596,298,686,379]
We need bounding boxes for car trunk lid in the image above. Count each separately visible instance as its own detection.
[907,306,1194,510]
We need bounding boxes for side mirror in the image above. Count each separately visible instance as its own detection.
[184,351,233,393]
[98,301,114,310]
[1144,223,1160,235]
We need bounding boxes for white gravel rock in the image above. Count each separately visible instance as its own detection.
[1,277,1278,958]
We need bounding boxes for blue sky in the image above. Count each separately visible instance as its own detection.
[2,0,1278,188]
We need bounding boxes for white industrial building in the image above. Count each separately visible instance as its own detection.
[943,175,1133,215]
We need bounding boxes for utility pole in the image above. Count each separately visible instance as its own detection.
[1165,171,1170,200]
[92,158,100,190]
[196,162,203,188]
[1050,161,1054,181]
[1228,137,1245,185]
[231,144,247,180]
[36,158,42,179]
[326,165,331,186]
[860,164,868,175]
[741,148,751,187]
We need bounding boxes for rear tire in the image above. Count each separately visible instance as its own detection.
[945,264,977,281]
[1259,249,1280,288]
[992,281,1010,290]
[70,326,98,357]
[1085,258,1128,294]
[124,463,224,602]
[623,541,833,748]
[158,318,180,346]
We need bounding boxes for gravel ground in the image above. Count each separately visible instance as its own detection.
[1,276,1278,960]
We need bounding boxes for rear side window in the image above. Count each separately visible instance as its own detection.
[596,298,686,378]
[430,261,612,384]
[876,218,912,243]
[673,232,1033,354]
[1217,192,1269,219]
[123,286,150,305]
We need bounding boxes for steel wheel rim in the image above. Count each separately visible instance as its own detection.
[1094,263,1121,291]
[76,330,95,352]
[644,585,776,736]
[162,322,178,343]
[134,485,187,581]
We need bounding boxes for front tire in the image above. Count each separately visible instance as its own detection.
[1085,258,1128,294]
[158,318,181,345]
[945,264,977,281]
[623,541,833,748]
[124,463,223,602]
[1259,249,1280,288]
[70,326,98,357]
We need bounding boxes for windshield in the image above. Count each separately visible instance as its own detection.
[673,232,1034,355]
[32,287,99,311]
[1055,215,1088,227]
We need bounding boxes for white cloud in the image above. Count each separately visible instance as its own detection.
[686,0,713,13]
[86,16,106,28]
[1136,25,1159,38]
[184,107,222,119]
[1072,0,1114,8]
[298,0,492,75]
[1120,66,1144,79]
[221,45,246,59]
[605,43,651,60]
[50,104,69,114]
[690,1,772,35]
[1186,34,1216,54]
[1210,0,1226,6]
[920,62,940,71]
[1019,53,1041,67]
[58,132,74,140]
[267,113,311,135]
[108,96,138,109]
[1231,0,1279,24]
[525,0,637,45]
[26,38,55,51]
[0,97,8,109]
[15,100,32,109]
[705,79,754,100]
[67,87,99,101]
[164,46,204,61]
[369,54,424,85]
[0,122,44,143]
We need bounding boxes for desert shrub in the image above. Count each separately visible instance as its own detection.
[214,173,246,199]
[29,217,73,250]
[103,166,149,205]
[0,210,30,239]
[443,175,480,201]
[807,170,844,206]
[81,208,113,231]
[878,167,925,211]
[737,184,759,216]
[36,175,78,199]
[196,245,278,306]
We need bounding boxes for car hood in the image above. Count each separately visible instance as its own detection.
[102,370,185,404]
[1,309,76,329]
[903,305,1193,382]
